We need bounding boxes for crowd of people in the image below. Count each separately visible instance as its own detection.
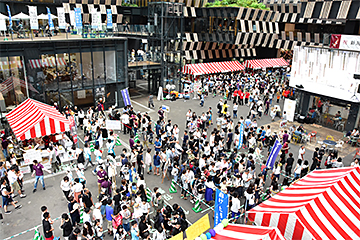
[1,69,359,240]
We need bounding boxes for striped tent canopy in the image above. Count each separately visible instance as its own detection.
[0,76,39,95]
[248,167,360,240]
[29,58,67,69]
[182,61,245,76]
[245,58,289,69]
[6,98,70,140]
[212,224,286,240]
[0,60,23,70]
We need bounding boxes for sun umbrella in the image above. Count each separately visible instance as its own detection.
[12,12,30,20]
[0,13,9,20]
[37,13,58,20]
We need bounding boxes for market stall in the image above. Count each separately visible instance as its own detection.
[182,61,245,76]
[245,58,289,69]
[211,224,285,240]
[248,167,360,240]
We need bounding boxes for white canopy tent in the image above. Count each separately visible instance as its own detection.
[0,13,9,19]
[12,12,30,20]
[37,13,58,20]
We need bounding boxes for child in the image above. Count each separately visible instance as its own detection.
[171,163,179,182]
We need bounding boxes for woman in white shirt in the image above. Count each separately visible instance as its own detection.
[293,159,302,179]
[145,148,152,174]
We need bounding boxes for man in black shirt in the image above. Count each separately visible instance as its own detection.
[68,227,81,240]
[60,213,73,239]
[285,153,295,176]
[43,212,54,240]
[80,188,94,209]
[139,215,150,239]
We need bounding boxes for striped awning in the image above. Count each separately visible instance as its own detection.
[182,61,245,76]
[245,58,289,69]
[248,167,360,240]
[0,76,39,95]
[0,60,23,70]
[6,98,70,140]
[211,224,285,240]
[29,58,67,69]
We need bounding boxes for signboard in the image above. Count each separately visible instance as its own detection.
[28,6,38,30]
[77,90,86,99]
[74,8,82,29]
[106,9,113,29]
[330,34,360,51]
[57,7,66,29]
[185,214,210,240]
[47,7,54,30]
[70,10,75,27]
[23,149,42,165]
[161,105,170,113]
[283,98,296,122]
[106,120,122,130]
[237,122,244,149]
[214,189,229,226]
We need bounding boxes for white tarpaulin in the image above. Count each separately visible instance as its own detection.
[0,19,6,31]
[28,6,38,30]
[57,7,66,29]
[106,120,121,130]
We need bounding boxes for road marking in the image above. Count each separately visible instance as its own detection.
[132,100,155,113]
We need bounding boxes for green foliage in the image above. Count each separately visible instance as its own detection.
[205,0,269,10]
[121,1,138,7]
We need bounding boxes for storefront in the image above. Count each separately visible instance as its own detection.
[0,37,128,111]
[290,46,360,132]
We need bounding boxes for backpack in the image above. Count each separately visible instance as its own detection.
[77,151,85,164]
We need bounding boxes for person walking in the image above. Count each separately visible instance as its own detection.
[32,160,51,193]
[148,95,154,109]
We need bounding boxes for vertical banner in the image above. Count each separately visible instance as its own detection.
[96,12,102,30]
[214,189,229,226]
[0,20,6,31]
[74,8,82,29]
[6,5,12,29]
[266,140,282,169]
[57,7,66,29]
[121,88,131,106]
[47,7,54,30]
[106,9,113,29]
[91,9,98,29]
[70,10,75,27]
[237,122,244,149]
[28,6,38,30]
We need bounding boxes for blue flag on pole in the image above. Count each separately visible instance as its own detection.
[214,189,229,226]
[266,139,282,169]
[121,88,131,106]
[7,5,12,29]
[237,122,244,149]
[47,7,54,30]
[74,8,82,29]
[106,9,113,29]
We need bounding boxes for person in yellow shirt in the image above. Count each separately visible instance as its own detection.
[221,100,228,115]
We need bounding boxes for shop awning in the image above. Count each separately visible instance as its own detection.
[0,76,39,95]
[0,60,23,70]
[6,98,70,140]
[245,58,289,69]
[211,224,286,240]
[248,167,360,240]
[29,58,67,69]
[182,61,245,76]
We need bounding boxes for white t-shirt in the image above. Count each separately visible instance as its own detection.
[7,171,17,184]
[231,197,241,212]
[298,148,305,160]
[60,180,71,191]
[93,208,103,225]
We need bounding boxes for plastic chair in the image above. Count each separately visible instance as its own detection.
[309,131,317,143]
[326,135,335,141]
[292,134,300,143]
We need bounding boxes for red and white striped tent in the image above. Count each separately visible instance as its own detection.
[0,60,23,70]
[0,76,39,95]
[245,58,289,69]
[248,167,360,240]
[212,224,286,240]
[182,61,245,76]
[29,58,67,69]
[6,98,70,140]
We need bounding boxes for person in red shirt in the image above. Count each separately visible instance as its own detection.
[245,91,250,105]
[238,90,244,105]
[233,90,238,104]
[283,140,290,155]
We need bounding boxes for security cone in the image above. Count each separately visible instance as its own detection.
[146,188,152,202]
[79,207,84,224]
[169,180,177,193]
[192,198,202,213]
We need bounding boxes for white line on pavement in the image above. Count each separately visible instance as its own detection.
[132,100,155,113]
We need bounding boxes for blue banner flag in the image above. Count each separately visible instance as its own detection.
[47,7,54,30]
[237,122,244,149]
[121,88,131,106]
[214,189,229,226]
[7,5,12,29]
[106,9,113,29]
[266,139,282,169]
[74,8,82,29]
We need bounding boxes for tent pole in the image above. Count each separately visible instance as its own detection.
[22,59,29,98]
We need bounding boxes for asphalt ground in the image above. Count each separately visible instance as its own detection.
[1,93,356,240]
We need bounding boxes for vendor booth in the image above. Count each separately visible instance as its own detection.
[6,98,70,140]
[245,58,289,69]
[182,61,245,76]
[247,167,360,240]
[211,224,286,240]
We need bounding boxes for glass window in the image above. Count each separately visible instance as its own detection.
[82,52,93,87]
[93,51,105,86]
[105,51,116,83]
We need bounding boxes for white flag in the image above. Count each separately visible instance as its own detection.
[28,6,38,30]
[57,7,66,29]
